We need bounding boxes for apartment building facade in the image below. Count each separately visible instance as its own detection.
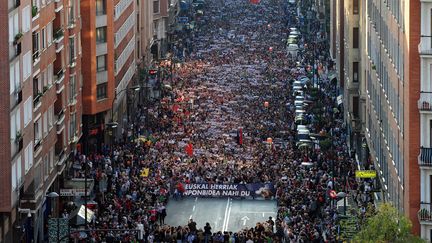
[81,0,137,151]
[417,0,432,240]
[0,0,83,241]
[152,0,172,59]
[331,0,421,235]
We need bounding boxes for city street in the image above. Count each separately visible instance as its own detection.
[165,198,277,233]
[70,0,358,241]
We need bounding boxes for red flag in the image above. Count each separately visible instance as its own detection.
[239,128,243,145]
[250,0,260,4]
[185,143,193,156]
[172,104,180,112]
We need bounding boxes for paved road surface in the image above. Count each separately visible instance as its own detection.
[165,198,277,232]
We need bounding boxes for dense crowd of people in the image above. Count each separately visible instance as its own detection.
[66,0,364,242]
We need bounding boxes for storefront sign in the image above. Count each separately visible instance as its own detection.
[355,170,377,178]
[60,188,90,196]
[183,183,275,199]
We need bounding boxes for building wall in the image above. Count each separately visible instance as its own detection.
[137,0,154,67]
[331,0,421,235]
[418,1,432,240]
[404,0,421,235]
[81,0,115,115]
[1,0,83,241]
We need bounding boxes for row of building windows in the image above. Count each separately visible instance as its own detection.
[367,0,404,82]
[366,22,404,134]
[367,68,403,180]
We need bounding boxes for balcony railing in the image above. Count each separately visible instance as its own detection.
[33,50,41,64]
[418,92,432,111]
[55,69,65,93]
[33,93,42,107]
[419,147,432,166]
[419,35,432,56]
[54,0,63,12]
[419,202,432,221]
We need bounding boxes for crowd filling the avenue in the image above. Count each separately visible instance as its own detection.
[65,0,375,242]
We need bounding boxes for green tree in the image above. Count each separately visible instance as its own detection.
[353,203,424,243]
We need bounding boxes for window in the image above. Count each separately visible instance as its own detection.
[10,109,21,141]
[47,64,53,86]
[33,76,42,97]
[24,96,33,127]
[11,157,23,190]
[22,6,31,33]
[44,155,49,179]
[96,0,106,15]
[33,31,40,54]
[43,112,48,138]
[69,113,76,140]
[153,0,160,14]
[68,0,75,24]
[34,118,42,145]
[49,147,54,170]
[96,27,107,43]
[97,83,107,100]
[10,61,20,94]
[96,55,107,72]
[41,28,46,49]
[24,142,33,173]
[8,12,19,43]
[353,0,359,14]
[69,36,76,64]
[17,156,22,187]
[353,96,359,118]
[69,75,76,103]
[48,105,54,130]
[23,51,32,80]
[353,62,359,82]
[353,27,359,48]
[12,162,17,190]
[47,22,53,45]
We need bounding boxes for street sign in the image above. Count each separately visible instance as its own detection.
[355,170,377,178]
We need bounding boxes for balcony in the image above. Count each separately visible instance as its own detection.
[419,35,432,56]
[12,42,22,59]
[11,131,24,157]
[10,87,23,110]
[54,0,63,12]
[33,50,41,65]
[34,138,42,157]
[56,109,65,134]
[54,29,64,53]
[33,93,42,109]
[419,202,432,222]
[419,147,432,167]
[419,92,432,112]
[32,5,39,21]
[55,69,65,93]
[8,0,20,11]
